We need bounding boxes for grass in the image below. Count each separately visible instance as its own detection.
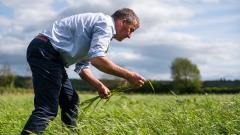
[80,81,155,111]
[1,93,240,134]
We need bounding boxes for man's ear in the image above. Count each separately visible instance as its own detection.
[122,19,128,25]
[116,18,126,26]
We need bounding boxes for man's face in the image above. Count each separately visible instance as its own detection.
[114,19,139,41]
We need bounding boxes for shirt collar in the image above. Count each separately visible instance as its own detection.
[111,16,116,35]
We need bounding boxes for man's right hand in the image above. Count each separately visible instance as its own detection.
[79,68,111,99]
[97,84,111,99]
[127,72,145,87]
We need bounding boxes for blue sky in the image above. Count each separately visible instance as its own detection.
[0,0,239,80]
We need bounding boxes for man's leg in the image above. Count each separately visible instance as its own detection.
[59,69,79,128]
[21,38,63,134]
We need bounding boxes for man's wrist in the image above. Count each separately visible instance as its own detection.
[93,81,104,90]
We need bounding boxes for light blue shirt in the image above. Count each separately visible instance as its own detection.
[41,13,116,74]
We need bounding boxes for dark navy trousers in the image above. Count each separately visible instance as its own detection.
[21,38,79,134]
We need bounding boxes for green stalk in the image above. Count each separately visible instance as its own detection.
[148,80,155,94]
[80,80,156,112]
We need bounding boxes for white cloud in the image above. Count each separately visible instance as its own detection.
[2,0,57,26]
[132,31,200,47]
[65,0,112,7]
[0,0,57,54]
[132,1,194,32]
[200,0,221,4]
[109,51,142,61]
[1,0,53,8]
[0,15,11,27]
[0,37,27,55]
[0,0,239,80]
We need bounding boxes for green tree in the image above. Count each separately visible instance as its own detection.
[0,64,16,87]
[171,57,202,93]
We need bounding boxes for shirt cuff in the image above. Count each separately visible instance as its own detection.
[88,50,106,59]
[74,62,90,74]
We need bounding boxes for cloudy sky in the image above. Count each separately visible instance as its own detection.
[0,0,239,80]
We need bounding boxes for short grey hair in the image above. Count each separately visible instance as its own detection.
[111,8,140,26]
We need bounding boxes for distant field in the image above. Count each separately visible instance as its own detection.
[0,93,240,134]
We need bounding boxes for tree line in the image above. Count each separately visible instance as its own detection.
[1,57,240,94]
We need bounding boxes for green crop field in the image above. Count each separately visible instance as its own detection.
[1,93,240,135]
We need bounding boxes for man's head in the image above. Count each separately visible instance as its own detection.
[112,8,140,41]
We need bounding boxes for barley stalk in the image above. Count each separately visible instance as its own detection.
[148,80,155,94]
[80,80,155,112]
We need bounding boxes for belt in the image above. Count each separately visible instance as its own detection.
[35,34,50,43]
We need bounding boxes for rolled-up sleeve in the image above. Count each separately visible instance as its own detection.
[88,21,112,59]
[74,16,114,74]
[74,60,91,74]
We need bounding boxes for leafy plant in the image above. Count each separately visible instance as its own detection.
[80,81,155,112]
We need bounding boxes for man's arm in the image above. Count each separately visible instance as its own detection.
[90,56,145,87]
[79,68,110,98]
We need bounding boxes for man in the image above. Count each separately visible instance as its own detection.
[21,8,145,134]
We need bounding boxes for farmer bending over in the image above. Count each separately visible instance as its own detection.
[21,8,145,134]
